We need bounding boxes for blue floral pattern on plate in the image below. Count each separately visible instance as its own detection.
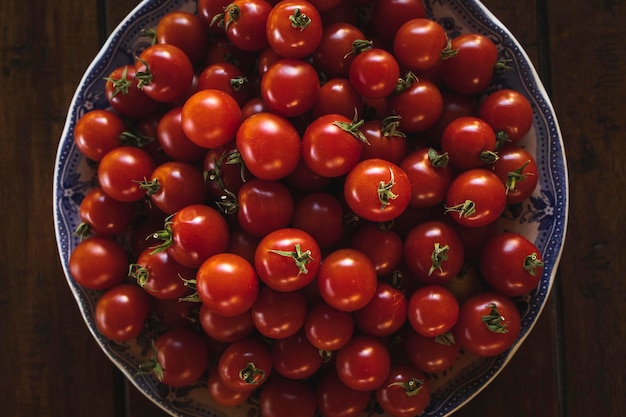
[53,0,568,416]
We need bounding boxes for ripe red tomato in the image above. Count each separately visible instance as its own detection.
[260,375,317,417]
[407,284,459,337]
[156,11,210,65]
[271,331,323,380]
[304,302,354,351]
[315,369,371,417]
[311,22,365,78]
[371,0,426,44]
[375,363,431,417]
[196,252,259,317]
[181,89,242,149]
[97,146,155,203]
[236,179,294,237]
[235,112,301,180]
[480,232,544,297]
[197,61,250,106]
[69,236,128,290]
[317,248,377,312]
[95,283,152,342]
[156,106,207,163]
[218,338,273,392]
[393,18,450,73]
[358,118,408,165]
[403,220,465,284]
[134,43,194,103]
[129,247,195,300]
[199,304,255,343]
[74,109,125,162]
[254,228,322,291]
[290,191,345,248]
[491,144,539,204]
[344,158,412,223]
[479,88,534,143]
[349,224,403,277]
[76,187,134,237]
[353,281,407,337]
[453,291,521,357]
[146,327,209,387]
[335,335,391,391]
[104,65,159,119]
[207,366,251,406]
[310,77,364,121]
[220,0,272,52]
[266,0,323,58]
[441,116,498,170]
[387,77,444,133]
[251,286,308,339]
[349,48,400,99]
[445,168,507,228]
[402,328,460,374]
[400,147,453,208]
[261,58,320,117]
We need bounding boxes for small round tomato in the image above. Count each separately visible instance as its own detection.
[441,33,499,96]
[349,48,399,99]
[353,281,407,337]
[144,328,209,387]
[480,232,544,297]
[358,117,408,165]
[387,77,444,133]
[403,220,465,284]
[156,11,210,65]
[402,328,460,374]
[491,144,539,204]
[335,335,391,391]
[76,187,134,237]
[260,375,317,417]
[261,58,320,117]
[236,112,301,180]
[304,302,354,351]
[69,236,128,290]
[203,142,250,200]
[223,0,272,51]
[445,168,507,228]
[315,369,371,417]
[181,89,242,149]
[349,224,403,277]
[129,247,195,300]
[199,304,255,343]
[375,363,431,417]
[407,285,459,338]
[255,228,322,292]
[479,88,534,143]
[236,179,294,238]
[393,18,450,73]
[95,283,152,341]
[272,331,324,380]
[266,0,323,58]
[310,77,364,120]
[207,367,251,406]
[441,116,498,170]
[104,65,159,119]
[134,43,194,103]
[197,61,250,106]
[371,0,426,44]
[317,248,378,312]
[252,286,308,339]
[400,147,453,208]
[156,106,207,163]
[218,338,273,392]
[74,109,125,162]
[453,291,521,357]
[344,158,412,223]
[290,192,345,249]
[196,252,259,317]
[311,22,365,78]
[98,146,156,203]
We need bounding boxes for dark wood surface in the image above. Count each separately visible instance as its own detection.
[1,0,624,416]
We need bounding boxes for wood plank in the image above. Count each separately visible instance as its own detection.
[0,0,117,416]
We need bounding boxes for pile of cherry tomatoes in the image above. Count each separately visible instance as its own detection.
[68,0,544,415]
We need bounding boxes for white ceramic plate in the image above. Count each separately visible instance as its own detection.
[53,0,568,415]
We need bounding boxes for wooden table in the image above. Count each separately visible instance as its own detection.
[1,0,624,416]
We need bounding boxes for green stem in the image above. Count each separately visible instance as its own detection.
[428,242,449,276]
[378,167,399,210]
[267,244,314,275]
[289,8,311,31]
[387,378,425,397]
[524,252,544,276]
[444,200,476,218]
[481,303,509,333]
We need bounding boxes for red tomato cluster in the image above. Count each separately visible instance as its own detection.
[70,1,544,416]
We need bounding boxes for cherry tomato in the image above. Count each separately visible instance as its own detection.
[441,116,498,170]
[453,291,521,357]
[236,112,301,180]
[400,147,453,209]
[358,117,408,165]
[76,187,134,237]
[445,168,507,228]
[203,141,250,200]
[335,335,391,391]
[181,88,242,149]
[95,283,152,341]
[479,88,534,143]
[344,158,411,223]
[317,248,377,312]
[407,284,459,337]
[104,65,159,119]
[129,247,195,300]
[197,61,250,106]
[198,0,232,34]
[252,286,308,339]
[491,144,539,204]
[272,331,324,379]
[266,0,323,58]
[310,77,364,120]
[196,252,259,317]
[146,328,209,387]
[315,369,371,417]
[74,109,125,162]
[304,302,354,351]
[402,328,460,374]
[218,338,273,392]
[290,191,345,248]
[134,43,194,103]
[349,224,403,277]
[353,281,407,337]
[375,363,431,417]
[255,228,321,291]
[97,146,155,203]
[403,220,465,284]
[393,18,450,73]
[199,304,255,343]
[480,232,544,297]
[349,48,399,100]
[207,367,251,406]
[422,92,478,146]
[259,375,317,417]
[156,11,210,65]
[261,58,320,117]
[156,106,207,163]
[371,0,426,44]
[311,22,365,78]
[236,179,294,237]
[387,77,443,133]
[69,236,128,290]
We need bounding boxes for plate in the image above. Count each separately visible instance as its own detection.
[53,0,568,415]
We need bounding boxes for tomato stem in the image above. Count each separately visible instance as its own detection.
[387,378,425,397]
[524,252,544,276]
[148,218,174,255]
[495,131,511,149]
[392,71,418,96]
[289,8,311,31]
[128,263,150,287]
[73,222,91,240]
[239,362,265,386]
[332,110,369,144]
[267,243,314,275]
[506,160,532,193]
[428,147,449,168]
[137,177,160,196]
[230,76,248,92]
[136,341,164,381]
[378,167,399,210]
[134,57,153,89]
[429,242,450,276]
[444,199,476,218]
[435,331,456,346]
[440,39,458,60]
[479,150,499,164]
[344,39,373,59]
[381,114,406,138]
[481,303,509,333]
[103,65,131,98]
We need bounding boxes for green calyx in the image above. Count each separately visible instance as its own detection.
[239,362,265,386]
[481,303,509,333]
[387,378,425,397]
[378,167,399,210]
[289,8,311,31]
[524,252,544,276]
[506,160,532,193]
[429,242,450,276]
[444,199,476,218]
[332,110,369,144]
[268,243,314,275]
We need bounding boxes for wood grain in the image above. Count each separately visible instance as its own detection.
[1,0,625,416]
